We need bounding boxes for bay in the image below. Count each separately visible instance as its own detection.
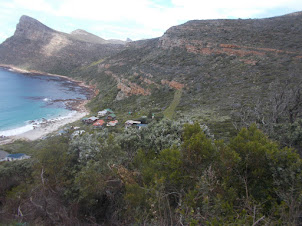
[0,68,89,136]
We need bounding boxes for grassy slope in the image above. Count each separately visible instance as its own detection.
[164,89,182,119]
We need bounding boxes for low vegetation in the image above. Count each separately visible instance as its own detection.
[164,89,182,119]
[0,121,301,225]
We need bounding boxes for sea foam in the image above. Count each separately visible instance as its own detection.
[0,111,77,136]
[0,124,35,136]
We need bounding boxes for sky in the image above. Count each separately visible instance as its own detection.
[0,0,302,43]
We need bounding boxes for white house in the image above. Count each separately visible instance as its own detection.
[125,120,141,125]
[98,110,108,117]
[107,120,118,127]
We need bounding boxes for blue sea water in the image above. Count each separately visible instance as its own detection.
[0,68,89,136]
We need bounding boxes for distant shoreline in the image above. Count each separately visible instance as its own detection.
[0,64,99,98]
[0,65,96,145]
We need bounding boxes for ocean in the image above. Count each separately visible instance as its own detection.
[0,68,89,136]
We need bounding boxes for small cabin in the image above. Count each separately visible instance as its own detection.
[98,110,108,117]
[107,120,118,127]
[83,116,99,124]
[106,113,116,121]
[93,119,105,128]
[125,120,141,125]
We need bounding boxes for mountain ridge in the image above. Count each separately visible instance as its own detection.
[0,15,125,75]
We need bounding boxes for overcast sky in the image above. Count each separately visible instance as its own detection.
[0,0,301,43]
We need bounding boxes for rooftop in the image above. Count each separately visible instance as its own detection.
[7,153,27,159]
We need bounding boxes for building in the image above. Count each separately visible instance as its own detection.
[106,113,116,121]
[107,120,118,127]
[4,153,31,161]
[83,116,99,124]
[93,119,105,128]
[125,120,141,125]
[98,110,108,117]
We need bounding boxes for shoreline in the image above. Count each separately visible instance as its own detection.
[0,65,95,145]
[0,110,88,145]
[0,64,99,97]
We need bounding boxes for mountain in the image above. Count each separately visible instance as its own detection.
[70,29,108,44]
[74,12,302,135]
[1,13,302,136]
[70,29,128,45]
[0,15,125,75]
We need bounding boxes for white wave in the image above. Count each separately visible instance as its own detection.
[43,98,51,102]
[0,124,35,136]
[0,111,77,137]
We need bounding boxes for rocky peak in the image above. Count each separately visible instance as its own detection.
[71,29,91,36]
[15,15,55,40]
[70,29,107,44]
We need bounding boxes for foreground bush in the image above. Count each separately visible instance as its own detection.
[0,123,301,225]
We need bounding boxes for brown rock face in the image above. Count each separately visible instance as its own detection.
[104,71,151,100]
[161,80,185,89]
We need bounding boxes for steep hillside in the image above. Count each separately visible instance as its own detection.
[0,15,125,75]
[73,12,302,136]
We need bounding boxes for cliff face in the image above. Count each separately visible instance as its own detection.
[0,15,124,75]
[14,15,55,40]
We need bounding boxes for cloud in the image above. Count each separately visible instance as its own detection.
[0,0,302,42]
[49,0,302,36]
[170,0,302,19]
[11,0,54,13]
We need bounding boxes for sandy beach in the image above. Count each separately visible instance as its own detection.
[0,101,89,145]
[0,65,94,145]
[0,111,87,145]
